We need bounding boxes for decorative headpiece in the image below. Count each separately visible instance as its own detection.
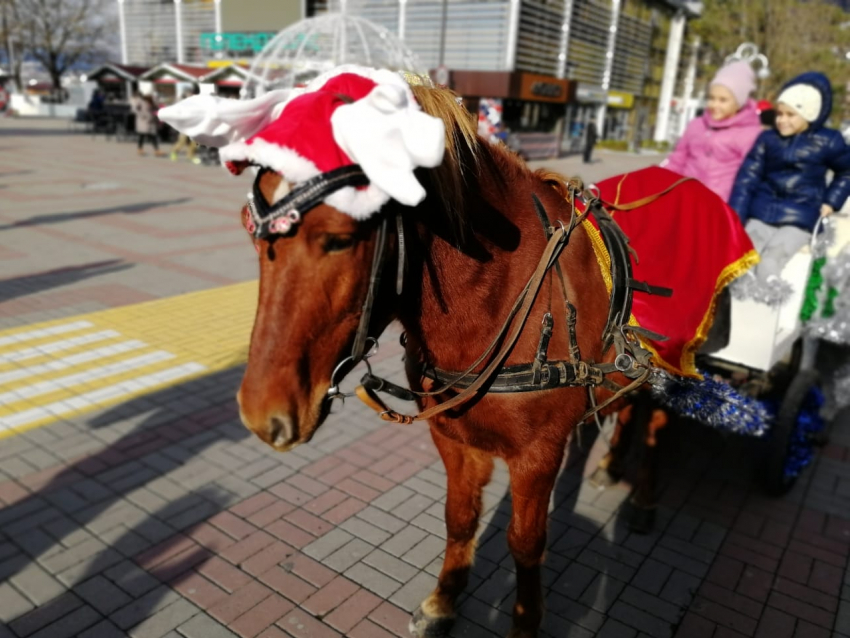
[158,65,446,233]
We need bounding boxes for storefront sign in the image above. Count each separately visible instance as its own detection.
[517,72,569,104]
[607,91,635,109]
[576,84,607,104]
[199,32,278,54]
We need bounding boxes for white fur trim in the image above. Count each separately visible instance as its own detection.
[220,138,391,219]
[219,139,321,183]
[330,83,445,207]
[325,184,391,221]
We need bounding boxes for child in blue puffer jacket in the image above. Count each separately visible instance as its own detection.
[730,72,850,284]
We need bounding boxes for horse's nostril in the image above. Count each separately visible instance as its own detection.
[269,415,294,447]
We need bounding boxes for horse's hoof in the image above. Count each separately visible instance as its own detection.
[588,467,618,490]
[628,504,656,534]
[408,606,454,638]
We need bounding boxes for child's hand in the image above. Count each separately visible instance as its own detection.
[821,204,834,217]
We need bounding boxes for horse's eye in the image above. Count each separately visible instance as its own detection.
[322,234,356,253]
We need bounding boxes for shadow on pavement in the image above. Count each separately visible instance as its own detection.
[0,260,133,304]
[0,366,254,636]
[0,198,192,230]
[0,129,88,137]
[445,414,740,638]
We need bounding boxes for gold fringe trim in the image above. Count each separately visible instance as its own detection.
[582,220,613,294]
[582,221,761,378]
[676,248,761,377]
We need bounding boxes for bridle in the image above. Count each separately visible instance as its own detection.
[246,165,674,426]
[245,164,402,395]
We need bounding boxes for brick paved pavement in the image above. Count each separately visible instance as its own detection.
[2,119,850,638]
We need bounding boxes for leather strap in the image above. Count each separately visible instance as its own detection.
[351,217,389,363]
[355,385,415,425]
[248,165,370,240]
[602,177,692,212]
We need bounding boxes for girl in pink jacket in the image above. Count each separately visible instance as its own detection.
[662,61,763,202]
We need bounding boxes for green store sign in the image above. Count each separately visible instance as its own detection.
[199,32,319,53]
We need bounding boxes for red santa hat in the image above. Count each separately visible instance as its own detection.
[158,65,446,220]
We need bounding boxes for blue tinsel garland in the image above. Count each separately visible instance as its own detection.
[783,386,825,479]
[650,371,773,437]
[650,372,825,480]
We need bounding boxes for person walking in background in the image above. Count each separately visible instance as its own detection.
[133,94,163,157]
[170,90,201,164]
[730,71,850,284]
[583,121,597,164]
[88,89,105,115]
[661,60,762,202]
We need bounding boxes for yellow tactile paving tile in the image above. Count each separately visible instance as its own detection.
[0,281,258,439]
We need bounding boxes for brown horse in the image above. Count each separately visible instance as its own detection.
[236,86,632,638]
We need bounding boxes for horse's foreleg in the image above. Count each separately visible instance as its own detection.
[411,427,494,638]
[505,453,561,638]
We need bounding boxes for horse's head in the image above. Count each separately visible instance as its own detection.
[156,67,453,451]
[236,169,396,450]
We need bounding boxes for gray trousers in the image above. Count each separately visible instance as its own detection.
[745,218,810,281]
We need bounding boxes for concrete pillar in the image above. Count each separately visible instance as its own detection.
[653,10,686,143]
[117,0,129,65]
[214,0,223,36]
[597,0,621,135]
[398,0,408,40]
[505,0,521,71]
[175,0,185,64]
[556,0,574,79]
[678,35,700,137]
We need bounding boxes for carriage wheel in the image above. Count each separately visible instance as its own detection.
[760,369,819,496]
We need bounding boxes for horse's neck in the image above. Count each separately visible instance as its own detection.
[400,168,556,371]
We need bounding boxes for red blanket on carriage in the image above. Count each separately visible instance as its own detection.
[581,166,758,378]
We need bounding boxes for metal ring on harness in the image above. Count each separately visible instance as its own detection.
[614,353,635,373]
[327,337,378,401]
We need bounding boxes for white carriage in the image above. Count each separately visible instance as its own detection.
[703,213,850,494]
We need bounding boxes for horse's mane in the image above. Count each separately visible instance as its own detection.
[410,85,573,229]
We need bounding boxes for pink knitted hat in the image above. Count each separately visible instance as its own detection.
[710,61,756,109]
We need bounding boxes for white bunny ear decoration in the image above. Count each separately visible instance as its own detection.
[330,81,445,207]
[157,89,296,148]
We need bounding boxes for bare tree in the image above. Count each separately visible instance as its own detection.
[17,0,115,91]
[0,0,22,91]
[693,0,847,100]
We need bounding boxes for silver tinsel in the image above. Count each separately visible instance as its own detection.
[730,219,834,307]
[807,317,850,344]
[822,249,850,290]
[811,220,836,259]
[805,249,850,345]
[648,369,772,437]
[730,271,794,307]
[827,361,850,419]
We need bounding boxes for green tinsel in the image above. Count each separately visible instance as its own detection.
[801,257,826,322]
[823,287,838,318]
